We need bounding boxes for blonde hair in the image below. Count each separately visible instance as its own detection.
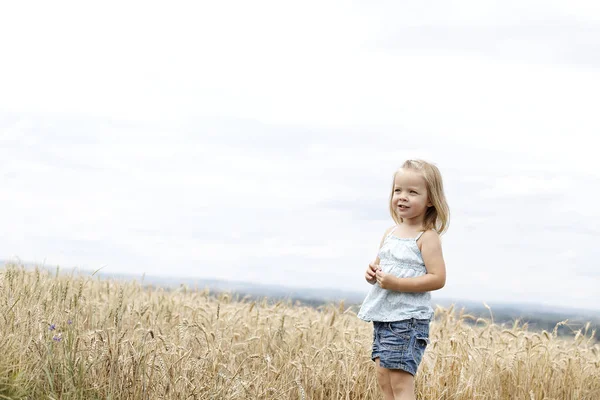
[388,159,450,235]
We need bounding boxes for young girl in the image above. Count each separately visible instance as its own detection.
[358,159,449,400]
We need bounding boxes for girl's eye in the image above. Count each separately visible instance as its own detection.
[410,191,417,194]
[394,189,400,192]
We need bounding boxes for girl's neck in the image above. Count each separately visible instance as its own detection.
[396,221,425,235]
[401,214,426,229]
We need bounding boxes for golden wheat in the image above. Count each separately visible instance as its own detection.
[0,264,598,399]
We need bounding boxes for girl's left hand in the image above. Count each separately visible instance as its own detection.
[375,269,395,290]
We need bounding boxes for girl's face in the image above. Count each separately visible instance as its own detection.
[392,169,432,220]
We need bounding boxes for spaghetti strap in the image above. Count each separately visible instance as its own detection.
[415,231,425,241]
[385,226,398,238]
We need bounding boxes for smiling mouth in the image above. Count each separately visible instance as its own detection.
[398,205,409,209]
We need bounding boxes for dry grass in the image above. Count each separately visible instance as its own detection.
[0,264,598,399]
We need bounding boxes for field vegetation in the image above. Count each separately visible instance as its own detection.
[1,264,599,399]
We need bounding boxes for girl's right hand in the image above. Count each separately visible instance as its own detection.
[365,263,380,284]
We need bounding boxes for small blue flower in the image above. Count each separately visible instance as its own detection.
[67,319,72,325]
[53,335,62,342]
[49,324,56,331]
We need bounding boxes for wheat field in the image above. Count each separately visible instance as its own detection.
[0,264,598,399]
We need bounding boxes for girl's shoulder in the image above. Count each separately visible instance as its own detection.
[420,229,440,238]
[378,225,398,248]
[384,225,397,236]
[417,229,442,250]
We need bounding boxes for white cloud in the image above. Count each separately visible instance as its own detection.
[478,175,571,199]
[1,1,599,311]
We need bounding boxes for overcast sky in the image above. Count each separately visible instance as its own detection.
[1,1,600,311]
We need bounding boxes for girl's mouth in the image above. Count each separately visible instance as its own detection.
[398,205,409,209]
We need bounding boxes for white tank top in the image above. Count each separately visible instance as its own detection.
[357,227,434,322]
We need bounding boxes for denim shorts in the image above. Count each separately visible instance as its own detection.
[371,318,430,375]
